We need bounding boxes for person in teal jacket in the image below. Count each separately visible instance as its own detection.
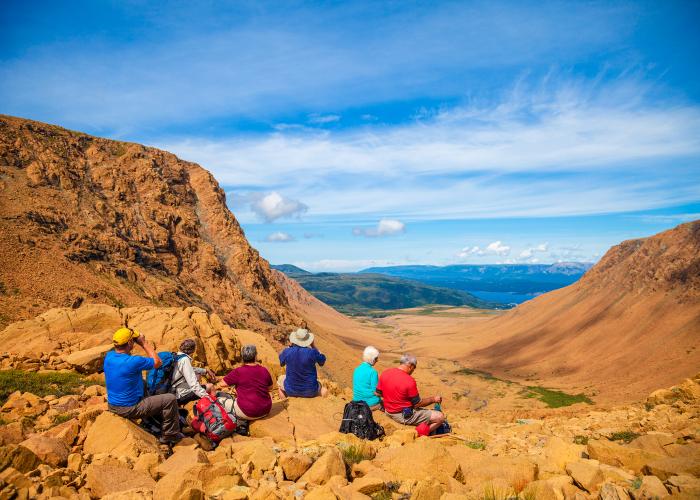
[352,346,382,410]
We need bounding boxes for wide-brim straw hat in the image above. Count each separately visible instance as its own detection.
[289,328,314,347]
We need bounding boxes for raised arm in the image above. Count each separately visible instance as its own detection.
[136,335,161,368]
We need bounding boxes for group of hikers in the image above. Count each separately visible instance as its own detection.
[104,325,447,446]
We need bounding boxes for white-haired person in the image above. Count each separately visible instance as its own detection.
[376,353,445,433]
[352,346,382,410]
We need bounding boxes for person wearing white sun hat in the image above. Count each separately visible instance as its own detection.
[277,328,328,398]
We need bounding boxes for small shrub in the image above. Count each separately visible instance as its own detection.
[53,413,74,425]
[0,370,92,405]
[370,491,392,500]
[630,477,642,490]
[573,435,589,445]
[339,444,374,465]
[608,431,640,444]
[465,439,486,450]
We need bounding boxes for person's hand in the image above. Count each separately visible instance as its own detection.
[135,334,145,346]
[206,369,217,381]
[434,395,442,403]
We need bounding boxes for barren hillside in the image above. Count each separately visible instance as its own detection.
[453,221,700,401]
[0,115,302,340]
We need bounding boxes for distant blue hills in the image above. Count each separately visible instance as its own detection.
[360,262,593,305]
[272,262,592,312]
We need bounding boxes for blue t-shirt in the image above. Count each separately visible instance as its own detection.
[352,362,380,406]
[104,350,155,406]
[279,345,326,397]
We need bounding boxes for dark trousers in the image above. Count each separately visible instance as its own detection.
[109,393,180,438]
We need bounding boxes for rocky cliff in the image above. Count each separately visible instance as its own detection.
[0,115,302,339]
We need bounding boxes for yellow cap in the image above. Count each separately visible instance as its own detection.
[113,327,140,346]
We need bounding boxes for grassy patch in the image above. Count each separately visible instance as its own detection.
[608,431,640,444]
[573,435,589,445]
[630,477,642,490]
[521,386,593,408]
[465,439,486,450]
[0,370,94,405]
[52,413,74,425]
[454,367,498,381]
[339,444,374,465]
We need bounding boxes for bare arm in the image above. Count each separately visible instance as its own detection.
[415,394,442,408]
[136,335,161,369]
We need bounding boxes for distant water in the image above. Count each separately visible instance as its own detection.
[468,290,540,305]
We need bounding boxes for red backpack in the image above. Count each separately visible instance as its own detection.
[190,395,237,444]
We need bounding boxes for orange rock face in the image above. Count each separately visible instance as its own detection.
[0,115,302,340]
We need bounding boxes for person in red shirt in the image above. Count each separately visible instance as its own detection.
[218,344,273,420]
[376,353,445,433]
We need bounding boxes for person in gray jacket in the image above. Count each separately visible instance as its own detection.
[170,339,217,405]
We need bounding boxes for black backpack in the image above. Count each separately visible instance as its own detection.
[339,401,385,440]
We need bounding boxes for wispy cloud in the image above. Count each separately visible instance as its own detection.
[353,219,406,237]
[165,76,700,221]
[458,241,511,258]
[308,113,340,124]
[519,242,549,259]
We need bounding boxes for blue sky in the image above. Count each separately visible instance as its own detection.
[2,1,699,271]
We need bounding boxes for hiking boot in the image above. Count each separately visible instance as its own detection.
[158,432,186,445]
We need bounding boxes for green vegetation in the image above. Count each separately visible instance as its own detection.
[273,268,497,314]
[521,386,593,408]
[454,367,497,381]
[608,431,640,444]
[0,370,97,405]
[630,477,643,490]
[53,413,74,425]
[573,435,589,445]
[339,444,374,465]
[465,439,486,450]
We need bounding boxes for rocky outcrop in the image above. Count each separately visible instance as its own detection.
[0,115,302,339]
[0,373,699,499]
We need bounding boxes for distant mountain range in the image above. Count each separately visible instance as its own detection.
[360,263,593,304]
[271,266,499,315]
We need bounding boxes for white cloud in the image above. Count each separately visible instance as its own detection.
[265,231,295,242]
[353,218,406,237]
[247,192,308,222]
[519,242,549,259]
[458,240,511,258]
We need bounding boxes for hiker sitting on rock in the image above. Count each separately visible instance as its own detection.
[104,327,184,445]
[353,346,382,410]
[277,328,328,398]
[376,353,445,433]
[217,344,273,420]
[171,339,217,406]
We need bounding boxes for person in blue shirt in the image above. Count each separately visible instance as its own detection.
[352,346,382,410]
[104,327,183,445]
[277,328,328,398]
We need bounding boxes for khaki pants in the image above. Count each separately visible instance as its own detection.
[109,393,180,438]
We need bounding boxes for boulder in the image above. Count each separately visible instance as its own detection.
[156,448,209,478]
[522,475,574,500]
[566,460,604,493]
[287,397,344,442]
[1,391,47,418]
[543,436,585,471]
[83,411,161,458]
[447,444,537,490]
[154,461,245,500]
[636,475,669,499]
[373,439,459,485]
[0,421,26,445]
[598,482,630,500]
[279,451,313,481]
[350,475,385,495]
[411,479,445,500]
[18,435,69,467]
[85,464,156,498]
[0,444,41,473]
[642,456,700,480]
[300,447,346,486]
[249,402,294,444]
[65,344,112,373]
[627,433,675,456]
[667,474,700,496]
[587,439,664,474]
[228,438,278,472]
[44,417,79,446]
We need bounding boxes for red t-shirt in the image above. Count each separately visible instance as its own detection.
[376,367,420,413]
[222,364,273,418]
